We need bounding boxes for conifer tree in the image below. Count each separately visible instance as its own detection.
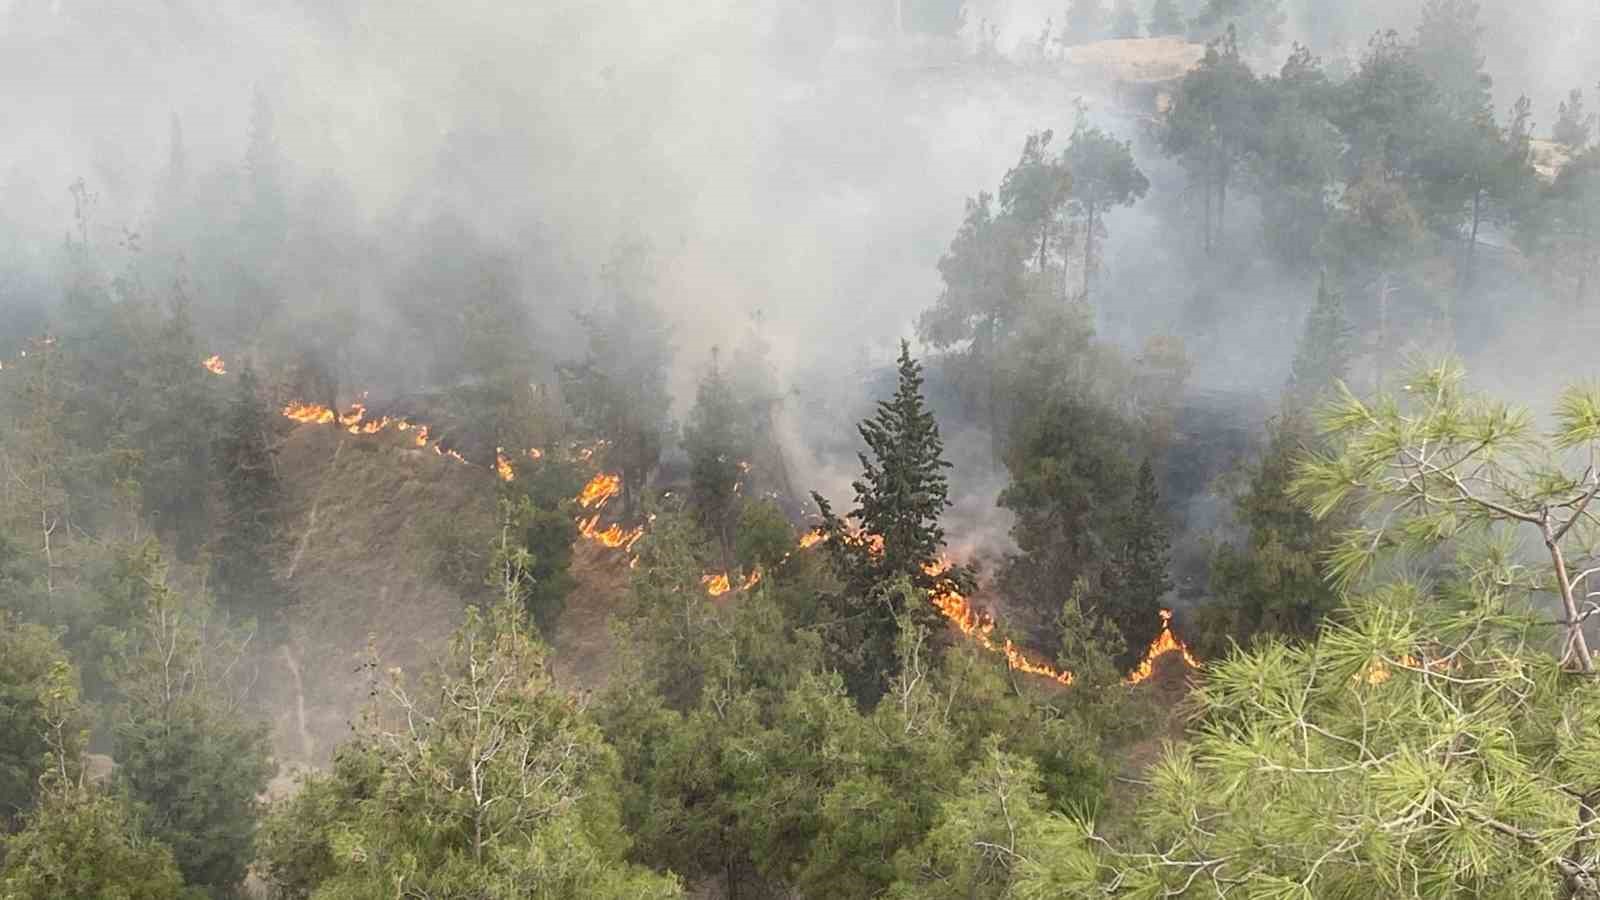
[112,569,272,896]
[683,349,750,574]
[1286,274,1353,407]
[814,341,969,701]
[1554,87,1593,151]
[1100,459,1172,670]
[1063,118,1150,301]
[211,364,281,614]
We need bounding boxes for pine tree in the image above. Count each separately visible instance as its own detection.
[211,364,281,614]
[813,340,968,702]
[1147,0,1186,36]
[1554,87,1593,151]
[112,569,273,895]
[1286,274,1353,407]
[1101,459,1172,670]
[1063,118,1150,301]
[683,349,750,574]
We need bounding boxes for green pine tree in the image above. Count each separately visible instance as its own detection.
[1101,459,1172,670]
[112,570,273,896]
[683,349,751,574]
[1287,274,1353,406]
[813,340,969,702]
[211,364,281,615]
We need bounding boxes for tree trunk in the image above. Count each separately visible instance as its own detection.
[1083,204,1095,301]
[1217,163,1228,251]
[1466,188,1482,288]
[1547,524,1595,673]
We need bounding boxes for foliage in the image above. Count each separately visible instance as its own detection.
[111,570,272,896]
[1100,459,1173,670]
[0,617,84,830]
[999,394,1137,645]
[1202,414,1345,655]
[1025,366,1600,896]
[1,785,190,900]
[559,239,675,519]
[1063,118,1149,300]
[1161,28,1260,253]
[211,363,283,615]
[813,341,971,702]
[684,351,752,572]
[1554,87,1593,151]
[260,597,681,899]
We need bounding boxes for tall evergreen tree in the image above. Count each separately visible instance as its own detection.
[1554,87,1593,151]
[1287,274,1353,406]
[1160,28,1259,254]
[559,239,675,519]
[1413,0,1492,122]
[112,569,272,896]
[211,364,280,614]
[683,349,751,574]
[1100,459,1172,670]
[813,341,969,702]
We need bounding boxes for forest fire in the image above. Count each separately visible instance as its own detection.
[576,472,622,509]
[496,449,515,482]
[201,354,226,374]
[924,558,1076,685]
[700,567,763,597]
[1124,609,1201,685]
[282,401,337,425]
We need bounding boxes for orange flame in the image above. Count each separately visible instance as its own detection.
[579,514,645,550]
[700,567,764,597]
[282,401,337,425]
[576,473,622,510]
[798,529,826,550]
[1124,609,1201,685]
[924,558,1075,686]
[496,449,515,482]
[201,354,226,375]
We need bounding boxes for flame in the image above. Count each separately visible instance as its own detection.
[496,449,515,482]
[798,529,826,550]
[201,354,226,375]
[700,567,764,597]
[579,514,645,550]
[1123,609,1202,685]
[1361,654,1446,686]
[283,401,337,425]
[924,558,1075,686]
[577,473,622,509]
[527,447,544,460]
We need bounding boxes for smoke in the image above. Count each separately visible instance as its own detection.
[4,0,1599,587]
